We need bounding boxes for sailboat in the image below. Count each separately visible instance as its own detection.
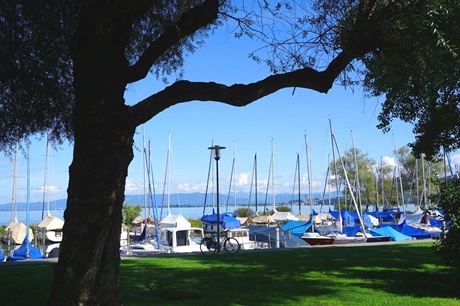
[7,143,44,261]
[252,139,278,226]
[37,136,64,243]
[159,133,191,229]
[2,142,34,245]
[300,134,335,245]
[157,133,204,253]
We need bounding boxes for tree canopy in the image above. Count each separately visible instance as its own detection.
[2,1,458,158]
[1,0,459,304]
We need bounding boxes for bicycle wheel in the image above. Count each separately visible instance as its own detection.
[224,237,240,253]
[200,237,217,255]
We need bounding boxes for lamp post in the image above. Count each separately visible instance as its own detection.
[208,145,226,251]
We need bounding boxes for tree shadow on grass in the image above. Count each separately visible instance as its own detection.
[120,242,459,305]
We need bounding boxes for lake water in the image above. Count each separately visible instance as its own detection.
[1,202,419,227]
[1,203,419,256]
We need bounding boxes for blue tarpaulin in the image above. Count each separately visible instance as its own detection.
[342,226,361,237]
[387,221,431,239]
[281,220,312,238]
[368,226,412,241]
[7,237,45,261]
[201,211,241,230]
[370,211,395,222]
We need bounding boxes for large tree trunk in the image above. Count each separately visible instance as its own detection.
[48,6,135,305]
[48,122,134,305]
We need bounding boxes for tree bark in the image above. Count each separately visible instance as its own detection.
[47,3,136,304]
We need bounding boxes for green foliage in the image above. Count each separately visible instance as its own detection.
[235,207,254,218]
[275,206,291,212]
[432,178,460,271]
[0,1,76,152]
[188,218,202,228]
[29,224,37,235]
[330,147,376,211]
[0,225,5,236]
[122,203,142,228]
[362,1,460,158]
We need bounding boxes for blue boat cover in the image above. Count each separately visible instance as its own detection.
[0,249,4,261]
[281,220,312,238]
[342,226,361,237]
[201,211,241,230]
[363,213,374,228]
[387,221,431,239]
[343,211,360,226]
[7,237,45,261]
[247,225,309,247]
[368,226,412,241]
[329,209,340,220]
[370,211,395,222]
[132,225,147,242]
[429,219,447,228]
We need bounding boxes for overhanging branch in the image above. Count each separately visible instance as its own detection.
[130,51,353,126]
[126,0,219,83]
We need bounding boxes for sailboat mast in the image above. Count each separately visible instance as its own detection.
[305,134,312,214]
[142,125,148,217]
[351,130,362,214]
[421,154,427,209]
[254,153,258,213]
[329,120,341,228]
[26,142,30,241]
[393,134,407,218]
[42,135,49,220]
[234,141,237,211]
[211,140,215,209]
[11,142,18,223]
[272,139,275,210]
[167,132,171,214]
[415,159,420,208]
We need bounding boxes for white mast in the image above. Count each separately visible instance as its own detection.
[233,141,237,211]
[393,134,407,218]
[305,134,313,226]
[330,120,366,235]
[271,138,276,212]
[351,130,362,214]
[167,132,171,214]
[142,125,147,216]
[11,142,18,222]
[42,135,50,220]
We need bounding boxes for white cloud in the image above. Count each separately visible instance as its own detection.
[381,156,396,167]
[235,172,251,187]
[450,153,460,167]
[34,185,61,194]
[177,182,207,193]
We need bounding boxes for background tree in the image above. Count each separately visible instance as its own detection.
[235,207,254,218]
[122,203,142,229]
[1,1,459,304]
[329,148,376,212]
[432,178,460,271]
[394,146,443,208]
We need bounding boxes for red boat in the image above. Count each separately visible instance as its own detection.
[301,232,335,246]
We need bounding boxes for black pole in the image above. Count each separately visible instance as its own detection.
[297,153,301,213]
[209,145,225,251]
[216,154,220,250]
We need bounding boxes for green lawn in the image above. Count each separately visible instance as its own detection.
[0,242,459,305]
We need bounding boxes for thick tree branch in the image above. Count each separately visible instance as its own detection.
[130,51,353,126]
[126,0,219,83]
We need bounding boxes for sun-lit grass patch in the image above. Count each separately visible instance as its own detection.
[0,241,459,305]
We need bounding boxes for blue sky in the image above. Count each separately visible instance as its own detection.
[1,27,459,206]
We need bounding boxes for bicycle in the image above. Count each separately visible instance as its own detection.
[200,230,240,254]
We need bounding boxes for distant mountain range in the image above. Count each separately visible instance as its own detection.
[0,191,327,211]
